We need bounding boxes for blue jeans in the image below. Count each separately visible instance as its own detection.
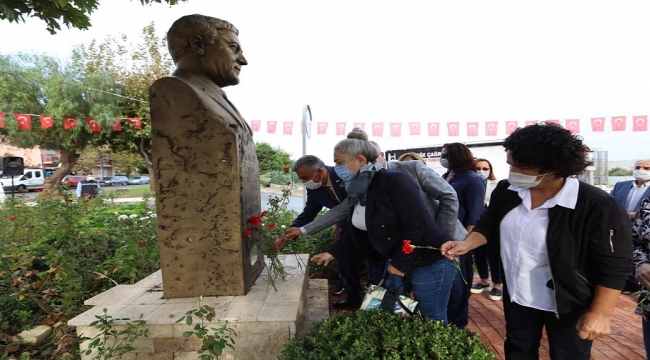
[448,255,472,328]
[643,316,650,360]
[384,259,456,324]
[366,259,387,285]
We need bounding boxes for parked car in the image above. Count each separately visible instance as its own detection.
[1,168,48,192]
[104,176,129,186]
[61,175,86,188]
[99,177,112,186]
[128,176,150,185]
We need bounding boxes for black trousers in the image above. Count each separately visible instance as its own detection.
[502,285,593,360]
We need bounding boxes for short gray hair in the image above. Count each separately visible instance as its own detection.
[167,14,239,64]
[292,155,326,172]
[334,140,379,163]
[368,140,381,153]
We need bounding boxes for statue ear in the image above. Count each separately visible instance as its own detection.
[190,35,205,55]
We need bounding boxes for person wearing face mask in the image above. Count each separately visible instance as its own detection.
[440,142,486,328]
[470,158,503,301]
[441,123,633,360]
[271,155,351,299]
[611,159,650,221]
[77,173,101,198]
[310,128,457,322]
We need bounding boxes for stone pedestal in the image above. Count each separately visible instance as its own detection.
[68,255,324,360]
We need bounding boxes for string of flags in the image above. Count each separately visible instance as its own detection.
[249,116,649,137]
[0,112,142,132]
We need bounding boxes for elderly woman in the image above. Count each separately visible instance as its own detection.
[398,152,426,164]
[442,123,633,359]
[311,129,457,323]
[633,197,650,359]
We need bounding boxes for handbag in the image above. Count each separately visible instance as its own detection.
[360,278,420,317]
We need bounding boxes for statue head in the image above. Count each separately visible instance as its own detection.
[167,14,248,88]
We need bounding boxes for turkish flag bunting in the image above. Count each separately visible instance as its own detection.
[525,120,538,126]
[633,115,648,132]
[316,122,328,135]
[40,115,53,130]
[0,112,5,129]
[372,122,384,137]
[267,121,277,134]
[485,121,498,136]
[447,122,459,137]
[590,117,605,132]
[283,121,293,135]
[611,116,626,131]
[111,120,122,131]
[565,119,580,134]
[335,122,346,136]
[428,122,440,136]
[409,122,421,135]
[545,119,560,125]
[85,117,102,132]
[63,116,77,130]
[14,113,31,130]
[466,122,479,137]
[250,120,261,132]
[505,121,518,135]
[354,122,365,130]
[389,122,401,137]
[128,117,142,130]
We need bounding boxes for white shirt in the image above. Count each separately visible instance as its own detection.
[351,204,367,231]
[500,177,579,312]
[625,181,649,212]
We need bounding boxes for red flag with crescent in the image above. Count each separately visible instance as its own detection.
[250,120,261,132]
[466,122,479,137]
[14,113,31,130]
[565,119,580,134]
[64,116,77,130]
[409,122,421,135]
[316,122,328,135]
[283,121,293,135]
[85,117,102,132]
[389,122,401,137]
[336,122,346,136]
[128,117,142,130]
[590,117,604,132]
[111,120,122,131]
[40,115,53,130]
[447,122,459,137]
[372,122,384,137]
[267,121,277,134]
[354,122,365,130]
[485,121,498,136]
[611,116,626,131]
[505,121,518,135]
[633,115,648,132]
[0,113,5,128]
[427,122,439,136]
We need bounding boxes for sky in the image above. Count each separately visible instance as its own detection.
[1,0,649,169]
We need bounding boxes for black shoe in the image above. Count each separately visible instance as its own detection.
[333,296,361,309]
[329,280,345,295]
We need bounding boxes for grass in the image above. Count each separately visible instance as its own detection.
[102,185,153,198]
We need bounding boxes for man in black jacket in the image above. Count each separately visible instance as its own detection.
[441,123,633,360]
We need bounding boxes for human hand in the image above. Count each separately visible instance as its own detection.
[636,263,650,288]
[284,227,302,240]
[440,241,471,260]
[310,252,335,266]
[629,212,637,220]
[272,235,289,254]
[575,311,612,340]
[387,264,405,277]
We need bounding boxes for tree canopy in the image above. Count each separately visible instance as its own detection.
[255,142,293,173]
[0,0,185,34]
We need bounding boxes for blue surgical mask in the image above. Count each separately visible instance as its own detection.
[334,163,357,182]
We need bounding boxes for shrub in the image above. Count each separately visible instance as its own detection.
[280,310,496,360]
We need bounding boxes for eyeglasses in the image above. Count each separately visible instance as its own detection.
[475,167,490,171]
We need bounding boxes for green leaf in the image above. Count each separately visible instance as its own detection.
[186,316,192,325]
[182,331,194,338]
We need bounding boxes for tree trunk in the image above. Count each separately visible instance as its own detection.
[37,150,80,200]
[139,138,155,192]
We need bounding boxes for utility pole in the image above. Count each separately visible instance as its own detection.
[302,105,312,206]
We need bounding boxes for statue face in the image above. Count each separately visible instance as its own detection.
[203,30,248,87]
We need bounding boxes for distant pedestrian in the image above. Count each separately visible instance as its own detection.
[77,174,100,198]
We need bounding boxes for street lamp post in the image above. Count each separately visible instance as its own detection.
[302,105,312,206]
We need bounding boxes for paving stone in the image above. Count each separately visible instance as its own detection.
[17,325,52,346]
[84,285,149,306]
[257,301,300,322]
[69,305,126,327]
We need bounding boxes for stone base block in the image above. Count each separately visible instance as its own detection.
[69,255,316,360]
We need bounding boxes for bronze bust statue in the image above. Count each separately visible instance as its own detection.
[150,14,262,298]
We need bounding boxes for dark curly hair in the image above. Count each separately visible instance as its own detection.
[503,122,591,178]
[442,142,475,172]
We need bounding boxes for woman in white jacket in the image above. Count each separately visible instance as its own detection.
[470,158,502,300]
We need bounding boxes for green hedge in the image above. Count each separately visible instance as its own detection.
[280,310,496,360]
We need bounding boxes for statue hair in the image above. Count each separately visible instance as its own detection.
[167,14,239,64]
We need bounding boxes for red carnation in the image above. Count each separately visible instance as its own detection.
[8,216,15,221]
[402,240,414,254]
[261,210,269,217]
[248,216,262,227]
[268,223,275,229]
[242,230,252,238]
[283,167,290,173]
